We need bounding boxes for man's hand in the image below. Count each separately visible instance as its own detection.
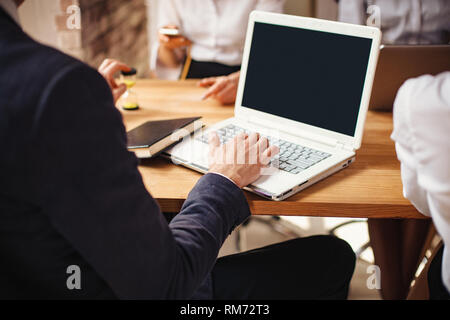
[199,71,240,105]
[98,59,131,103]
[159,25,191,50]
[208,132,279,188]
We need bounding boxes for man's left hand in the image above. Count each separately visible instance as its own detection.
[98,59,131,103]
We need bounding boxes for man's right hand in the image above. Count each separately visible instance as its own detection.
[208,132,279,188]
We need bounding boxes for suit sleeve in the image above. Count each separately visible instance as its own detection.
[30,63,250,299]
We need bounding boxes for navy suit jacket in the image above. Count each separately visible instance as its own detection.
[0,8,250,299]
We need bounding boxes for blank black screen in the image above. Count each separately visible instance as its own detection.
[242,22,372,137]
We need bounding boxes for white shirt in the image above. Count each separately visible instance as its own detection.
[391,72,450,292]
[152,0,284,79]
[339,0,450,44]
[0,0,20,25]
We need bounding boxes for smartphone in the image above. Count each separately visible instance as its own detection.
[159,28,181,36]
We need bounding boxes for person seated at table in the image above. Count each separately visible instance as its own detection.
[152,0,284,105]
[0,0,356,299]
[392,71,450,300]
[337,0,449,300]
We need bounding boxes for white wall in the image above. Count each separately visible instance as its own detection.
[18,0,60,48]
[146,0,158,75]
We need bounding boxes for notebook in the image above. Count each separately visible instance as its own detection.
[127,117,202,158]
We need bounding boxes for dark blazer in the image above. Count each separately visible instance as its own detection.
[0,8,250,299]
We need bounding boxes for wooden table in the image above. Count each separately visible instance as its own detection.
[121,80,425,219]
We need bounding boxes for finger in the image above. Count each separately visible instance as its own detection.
[113,83,127,102]
[101,74,115,89]
[247,132,259,146]
[215,83,237,105]
[177,37,190,45]
[235,132,249,151]
[257,136,270,161]
[208,131,220,148]
[261,145,280,166]
[159,34,170,43]
[200,77,217,85]
[104,61,131,77]
[98,59,117,89]
[99,58,113,71]
[246,133,260,165]
[236,132,248,141]
[235,133,249,165]
[166,36,190,48]
[198,77,218,88]
[201,79,227,100]
[109,76,119,89]
[103,61,131,88]
[257,136,269,150]
[225,136,239,164]
[208,132,221,163]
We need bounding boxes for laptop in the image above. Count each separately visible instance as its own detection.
[164,11,381,201]
[369,45,450,111]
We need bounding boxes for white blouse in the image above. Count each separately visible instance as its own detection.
[151,0,284,79]
[392,72,450,292]
[339,0,450,45]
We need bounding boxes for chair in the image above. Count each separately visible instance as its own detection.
[328,219,371,259]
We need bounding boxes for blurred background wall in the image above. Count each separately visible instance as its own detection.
[18,0,60,48]
[19,0,150,76]
[18,0,338,77]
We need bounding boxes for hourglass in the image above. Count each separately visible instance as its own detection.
[120,68,139,110]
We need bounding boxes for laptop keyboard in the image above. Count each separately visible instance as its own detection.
[196,124,331,174]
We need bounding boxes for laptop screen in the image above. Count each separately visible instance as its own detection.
[241,22,373,137]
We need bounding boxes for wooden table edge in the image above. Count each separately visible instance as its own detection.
[156,197,427,219]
